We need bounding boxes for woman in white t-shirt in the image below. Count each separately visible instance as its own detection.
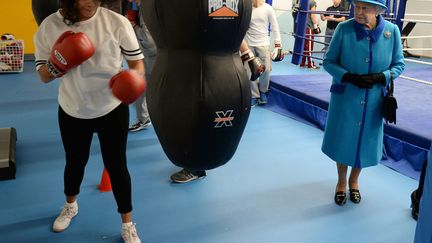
[34,0,144,242]
[244,0,281,106]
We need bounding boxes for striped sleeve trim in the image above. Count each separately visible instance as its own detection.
[35,60,47,70]
[120,46,142,57]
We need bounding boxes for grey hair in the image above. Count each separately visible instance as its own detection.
[375,5,386,15]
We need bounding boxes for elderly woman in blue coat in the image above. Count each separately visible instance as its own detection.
[322,0,405,206]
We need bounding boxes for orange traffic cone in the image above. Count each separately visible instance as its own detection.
[98,168,112,192]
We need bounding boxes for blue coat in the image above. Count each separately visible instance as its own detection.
[322,16,405,168]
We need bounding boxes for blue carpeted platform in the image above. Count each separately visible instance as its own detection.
[267,68,432,180]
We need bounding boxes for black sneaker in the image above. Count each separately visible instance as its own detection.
[170,169,206,183]
[128,119,151,132]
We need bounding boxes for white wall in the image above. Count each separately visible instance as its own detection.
[404,0,432,57]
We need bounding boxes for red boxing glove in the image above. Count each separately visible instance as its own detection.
[1,33,14,41]
[47,31,95,77]
[110,70,146,104]
[125,9,138,27]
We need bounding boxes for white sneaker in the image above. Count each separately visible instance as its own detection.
[52,202,78,232]
[122,223,141,243]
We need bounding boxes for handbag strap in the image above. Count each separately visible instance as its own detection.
[388,72,394,95]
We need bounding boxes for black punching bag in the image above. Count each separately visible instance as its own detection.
[143,0,252,170]
[32,0,60,25]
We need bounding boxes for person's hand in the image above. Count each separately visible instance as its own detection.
[313,26,321,34]
[359,73,386,86]
[241,50,266,81]
[110,70,146,104]
[271,41,284,62]
[320,14,325,21]
[47,31,95,78]
[342,73,373,89]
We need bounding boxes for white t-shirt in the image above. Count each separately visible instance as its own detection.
[244,3,281,47]
[34,7,144,119]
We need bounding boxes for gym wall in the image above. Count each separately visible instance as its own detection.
[0,0,429,57]
[405,1,432,58]
[0,0,39,55]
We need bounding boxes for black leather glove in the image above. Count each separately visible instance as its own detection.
[359,73,386,86]
[313,27,321,34]
[342,73,373,89]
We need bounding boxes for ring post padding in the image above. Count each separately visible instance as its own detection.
[291,0,309,65]
[385,0,391,17]
[391,0,397,22]
[396,0,408,31]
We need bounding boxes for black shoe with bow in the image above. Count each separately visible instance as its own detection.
[334,191,347,206]
[349,189,361,203]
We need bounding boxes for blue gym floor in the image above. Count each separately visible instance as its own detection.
[0,60,419,243]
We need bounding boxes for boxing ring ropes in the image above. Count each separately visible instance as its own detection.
[273,0,432,85]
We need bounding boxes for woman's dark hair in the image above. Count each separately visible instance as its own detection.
[60,0,119,25]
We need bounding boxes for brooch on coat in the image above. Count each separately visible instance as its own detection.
[384,31,391,38]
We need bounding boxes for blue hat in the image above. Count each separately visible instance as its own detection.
[351,0,387,9]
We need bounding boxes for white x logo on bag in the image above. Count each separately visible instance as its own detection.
[213,110,234,128]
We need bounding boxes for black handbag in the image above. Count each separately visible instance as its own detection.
[382,77,397,124]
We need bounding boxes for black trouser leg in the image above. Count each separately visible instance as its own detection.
[59,106,94,196]
[96,104,132,214]
[417,159,428,199]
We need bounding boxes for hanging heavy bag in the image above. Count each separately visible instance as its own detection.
[32,0,59,25]
[142,0,252,170]
[382,77,397,124]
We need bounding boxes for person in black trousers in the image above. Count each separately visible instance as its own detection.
[411,159,428,220]
[320,0,346,51]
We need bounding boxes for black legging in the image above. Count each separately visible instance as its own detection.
[58,104,132,214]
[417,159,428,199]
